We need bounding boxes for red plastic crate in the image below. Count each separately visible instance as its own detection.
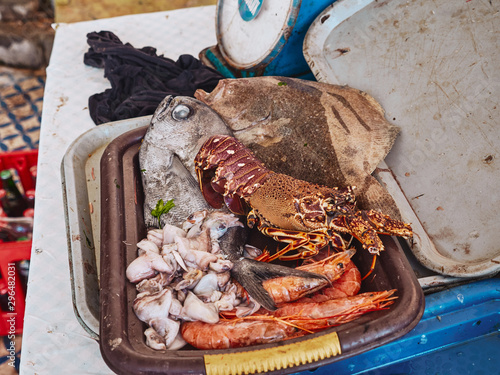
[0,241,31,335]
[0,150,37,335]
[0,149,38,192]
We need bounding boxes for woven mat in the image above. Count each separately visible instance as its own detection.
[0,67,44,152]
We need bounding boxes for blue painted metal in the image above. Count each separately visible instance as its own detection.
[238,0,264,21]
[205,0,336,79]
[264,0,335,78]
[294,278,500,375]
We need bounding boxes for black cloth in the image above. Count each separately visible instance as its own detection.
[84,31,224,125]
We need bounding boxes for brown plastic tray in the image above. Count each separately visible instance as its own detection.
[99,127,425,375]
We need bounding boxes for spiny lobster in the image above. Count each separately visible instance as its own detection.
[194,135,412,276]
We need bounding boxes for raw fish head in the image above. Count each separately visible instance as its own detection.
[143,95,232,175]
[139,95,232,228]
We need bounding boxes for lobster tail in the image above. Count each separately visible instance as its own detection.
[195,135,274,215]
[195,163,224,209]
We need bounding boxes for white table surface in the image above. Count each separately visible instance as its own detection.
[20,7,216,374]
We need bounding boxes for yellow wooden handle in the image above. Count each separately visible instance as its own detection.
[204,331,341,375]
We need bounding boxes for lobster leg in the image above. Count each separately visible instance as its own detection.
[332,210,412,280]
[268,239,315,262]
[361,210,413,238]
[361,255,378,281]
[345,213,385,255]
[256,227,347,262]
[331,210,411,256]
[254,235,311,262]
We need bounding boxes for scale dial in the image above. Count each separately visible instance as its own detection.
[216,0,300,70]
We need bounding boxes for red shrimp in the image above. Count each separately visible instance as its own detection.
[273,290,396,329]
[181,290,396,349]
[295,260,361,303]
[181,318,301,350]
[321,260,361,298]
[262,250,355,304]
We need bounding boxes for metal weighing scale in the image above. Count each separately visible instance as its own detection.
[200,0,336,78]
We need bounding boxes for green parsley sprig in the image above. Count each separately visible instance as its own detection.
[151,198,175,228]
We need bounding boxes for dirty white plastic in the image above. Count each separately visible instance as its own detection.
[304,0,500,278]
[61,116,151,338]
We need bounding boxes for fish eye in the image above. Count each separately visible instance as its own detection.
[172,104,191,120]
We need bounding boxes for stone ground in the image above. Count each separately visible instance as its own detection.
[54,0,216,23]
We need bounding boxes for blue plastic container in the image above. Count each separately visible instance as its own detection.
[296,278,500,375]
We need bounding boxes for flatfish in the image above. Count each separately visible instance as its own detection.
[195,76,402,219]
